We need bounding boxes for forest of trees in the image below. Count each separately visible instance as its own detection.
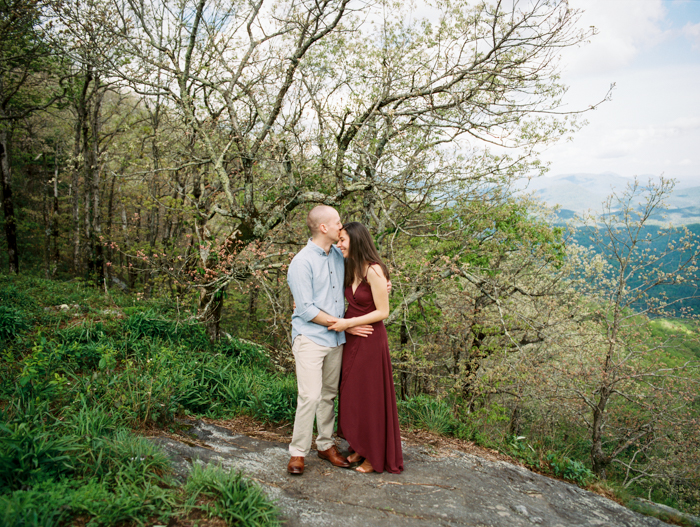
[1,0,699,522]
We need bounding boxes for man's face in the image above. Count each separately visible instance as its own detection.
[323,209,343,243]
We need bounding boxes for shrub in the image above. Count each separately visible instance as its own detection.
[0,306,30,343]
[0,479,74,527]
[124,310,210,350]
[398,395,458,435]
[96,353,191,427]
[546,453,595,486]
[504,435,541,468]
[185,464,280,527]
[17,339,87,392]
[0,421,77,493]
[244,374,297,423]
[217,337,269,366]
[0,477,177,527]
[55,320,108,345]
[0,283,36,311]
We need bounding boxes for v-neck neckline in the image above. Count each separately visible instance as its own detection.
[351,264,370,296]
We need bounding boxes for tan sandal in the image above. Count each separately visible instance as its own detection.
[347,452,363,464]
[356,459,374,473]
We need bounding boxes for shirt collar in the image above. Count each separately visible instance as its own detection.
[306,238,329,256]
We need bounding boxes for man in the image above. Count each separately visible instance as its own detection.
[286,205,374,475]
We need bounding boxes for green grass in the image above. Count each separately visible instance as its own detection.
[186,464,280,526]
[0,274,284,526]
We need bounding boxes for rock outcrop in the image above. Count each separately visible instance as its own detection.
[151,420,671,527]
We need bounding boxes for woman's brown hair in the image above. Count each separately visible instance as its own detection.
[342,222,389,288]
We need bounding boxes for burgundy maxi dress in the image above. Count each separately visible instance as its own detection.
[338,276,404,474]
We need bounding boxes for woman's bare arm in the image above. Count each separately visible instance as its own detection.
[327,265,389,332]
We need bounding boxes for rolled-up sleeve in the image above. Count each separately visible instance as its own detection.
[288,257,321,322]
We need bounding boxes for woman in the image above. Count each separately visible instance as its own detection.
[327,222,404,474]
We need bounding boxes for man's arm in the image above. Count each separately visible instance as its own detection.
[288,255,373,337]
[287,257,321,323]
[311,310,339,327]
[313,310,373,336]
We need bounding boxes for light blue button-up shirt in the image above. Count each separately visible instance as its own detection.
[287,239,346,348]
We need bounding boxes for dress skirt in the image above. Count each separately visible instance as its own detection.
[338,280,403,474]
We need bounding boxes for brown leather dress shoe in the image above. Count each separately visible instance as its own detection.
[287,456,304,475]
[317,445,350,468]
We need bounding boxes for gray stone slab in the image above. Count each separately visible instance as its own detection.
[150,420,671,527]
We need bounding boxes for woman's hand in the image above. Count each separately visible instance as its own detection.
[327,317,353,332]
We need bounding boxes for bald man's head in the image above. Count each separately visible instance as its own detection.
[307,205,339,236]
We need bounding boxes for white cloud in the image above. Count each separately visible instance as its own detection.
[682,22,700,48]
[596,147,630,159]
[667,116,700,130]
[563,0,667,76]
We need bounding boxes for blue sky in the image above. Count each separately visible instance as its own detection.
[540,0,700,182]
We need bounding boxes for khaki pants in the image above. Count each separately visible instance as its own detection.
[289,335,343,457]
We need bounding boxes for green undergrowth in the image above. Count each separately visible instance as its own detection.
[185,464,280,526]
[396,394,596,487]
[0,275,283,526]
[1,274,694,525]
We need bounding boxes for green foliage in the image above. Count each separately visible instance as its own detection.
[0,420,76,493]
[124,309,211,350]
[185,464,280,527]
[0,306,30,343]
[546,452,595,486]
[55,320,108,344]
[504,435,541,468]
[0,283,36,311]
[217,337,270,365]
[648,318,700,361]
[178,353,296,423]
[244,374,297,423]
[398,395,458,435]
[0,479,73,527]
[0,477,178,527]
[627,498,700,527]
[0,276,285,525]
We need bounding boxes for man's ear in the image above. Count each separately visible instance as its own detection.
[319,223,328,234]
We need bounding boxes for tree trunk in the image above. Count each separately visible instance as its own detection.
[399,322,409,400]
[120,191,136,290]
[84,183,92,272]
[0,129,19,274]
[72,71,91,273]
[85,79,104,284]
[508,403,522,437]
[247,286,258,330]
[89,138,103,284]
[51,149,59,274]
[199,284,224,341]
[590,389,611,478]
[105,173,116,285]
[42,154,50,279]
[71,122,81,272]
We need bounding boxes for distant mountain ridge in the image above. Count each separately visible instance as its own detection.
[518,173,700,224]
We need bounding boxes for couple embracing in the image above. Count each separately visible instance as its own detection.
[286,205,404,475]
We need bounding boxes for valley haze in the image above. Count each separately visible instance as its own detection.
[520,173,700,225]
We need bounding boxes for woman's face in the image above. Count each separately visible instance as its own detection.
[337,229,350,258]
